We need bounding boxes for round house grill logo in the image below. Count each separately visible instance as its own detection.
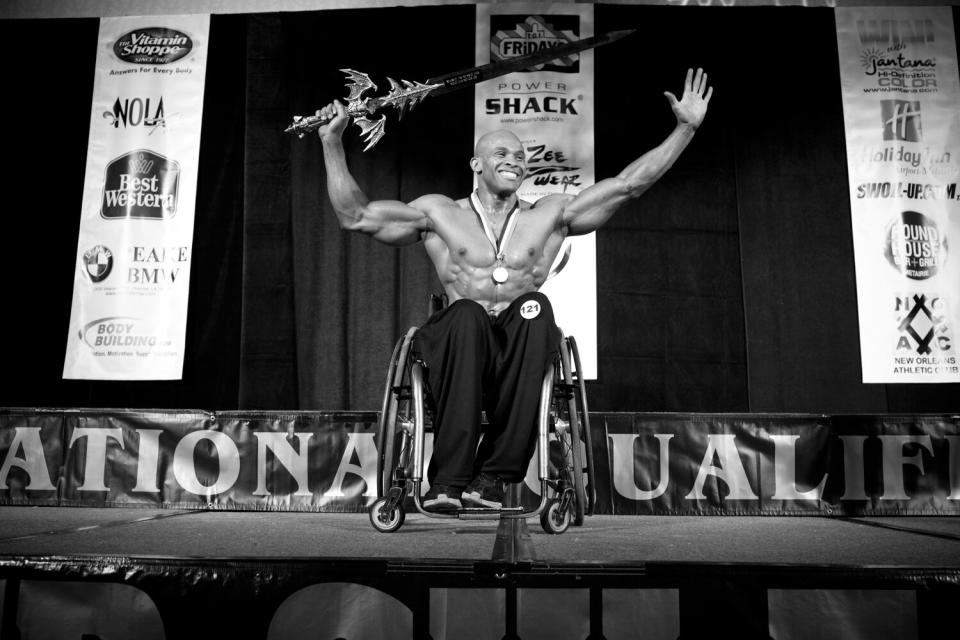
[82,245,114,283]
[101,150,180,220]
[884,210,948,280]
[114,27,192,65]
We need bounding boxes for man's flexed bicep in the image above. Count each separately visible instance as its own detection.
[317,100,432,246]
[555,178,637,236]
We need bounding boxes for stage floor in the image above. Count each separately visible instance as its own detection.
[3,508,959,639]
[1,507,958,566]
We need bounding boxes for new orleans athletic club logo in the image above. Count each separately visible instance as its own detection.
[101,150,180,220]
[895,294,951,355]
[490,15,580,73]
[82,245,113,283]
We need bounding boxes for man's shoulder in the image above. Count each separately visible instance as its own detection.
[531,193,574,209]
[409,193,461,212]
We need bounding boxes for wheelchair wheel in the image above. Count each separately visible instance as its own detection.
[376,328,416,497]
[567,336,596,517]
[369,496,405,533]
[540,498,571,535]
[556,341,587,526]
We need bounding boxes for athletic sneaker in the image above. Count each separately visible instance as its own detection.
[461,473,505,509]
[422,484,462,513]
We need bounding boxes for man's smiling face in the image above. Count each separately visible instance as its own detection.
[472,130,526,196]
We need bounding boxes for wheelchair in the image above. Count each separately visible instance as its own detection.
[368,317,596,535]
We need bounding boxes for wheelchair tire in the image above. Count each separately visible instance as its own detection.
[559,340,588,526]
[567,336,597,517]
[369,497,405,533]
[540,498,571,535]
[377,334,405,497]
[377,329,417,497]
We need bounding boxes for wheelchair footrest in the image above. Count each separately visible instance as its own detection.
[458,506,526,520]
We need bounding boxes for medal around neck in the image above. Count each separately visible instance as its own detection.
[470,192,520,285]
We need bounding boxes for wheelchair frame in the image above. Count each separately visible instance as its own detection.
[369,327,596,534]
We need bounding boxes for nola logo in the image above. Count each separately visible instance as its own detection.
[82,245,114,283]
[490,15,580,73]
[103,97,166,133]
[114,27,192,64]
[881,100,921,142]
[883,210,948,280]
[856,19,935,48]
[894,294,952,354]
[101,150,180,220]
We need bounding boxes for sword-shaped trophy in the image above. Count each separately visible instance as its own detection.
[284,29,634,151]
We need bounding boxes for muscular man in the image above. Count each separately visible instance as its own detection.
[317,68,712,512]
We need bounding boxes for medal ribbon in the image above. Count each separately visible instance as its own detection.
[469,191,520,260]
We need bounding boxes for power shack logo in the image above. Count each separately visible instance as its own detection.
[490,15,580,73]
[113,28,192,65]
[883,210,948,280]
[101,150,180,220]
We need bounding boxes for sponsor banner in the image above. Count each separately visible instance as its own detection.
[475,3,598,378]
[63,16,209,380]
[836,7,960,383]
[2,410,958,515]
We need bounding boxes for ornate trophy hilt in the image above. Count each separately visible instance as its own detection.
[285,69,441,151]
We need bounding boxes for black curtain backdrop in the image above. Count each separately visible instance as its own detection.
[1,5,957,414]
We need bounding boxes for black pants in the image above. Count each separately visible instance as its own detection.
[411,292,562,487]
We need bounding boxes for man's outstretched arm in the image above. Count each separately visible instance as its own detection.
[554,68,713,236]
[317,100,431,246]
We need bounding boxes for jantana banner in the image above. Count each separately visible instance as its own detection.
[836,6,960,383]
[63,15,209,380]
[474,2,598,379]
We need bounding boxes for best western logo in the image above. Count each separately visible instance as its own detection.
[113,27,192,64]
[489,14,580,73]
[100,150,180,220]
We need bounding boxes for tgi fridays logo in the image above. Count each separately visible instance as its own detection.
[113,27,193,65]
[490,15,580,73]
[100,150,180,220]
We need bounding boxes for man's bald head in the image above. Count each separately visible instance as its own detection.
[474,129,523,157]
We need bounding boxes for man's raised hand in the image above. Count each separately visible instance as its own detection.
[316,100,350,142]
[664,68,713,129]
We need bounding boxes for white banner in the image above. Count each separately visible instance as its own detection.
[63,15,209,380]
[475,2,598,379]
[836,6,960,383]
